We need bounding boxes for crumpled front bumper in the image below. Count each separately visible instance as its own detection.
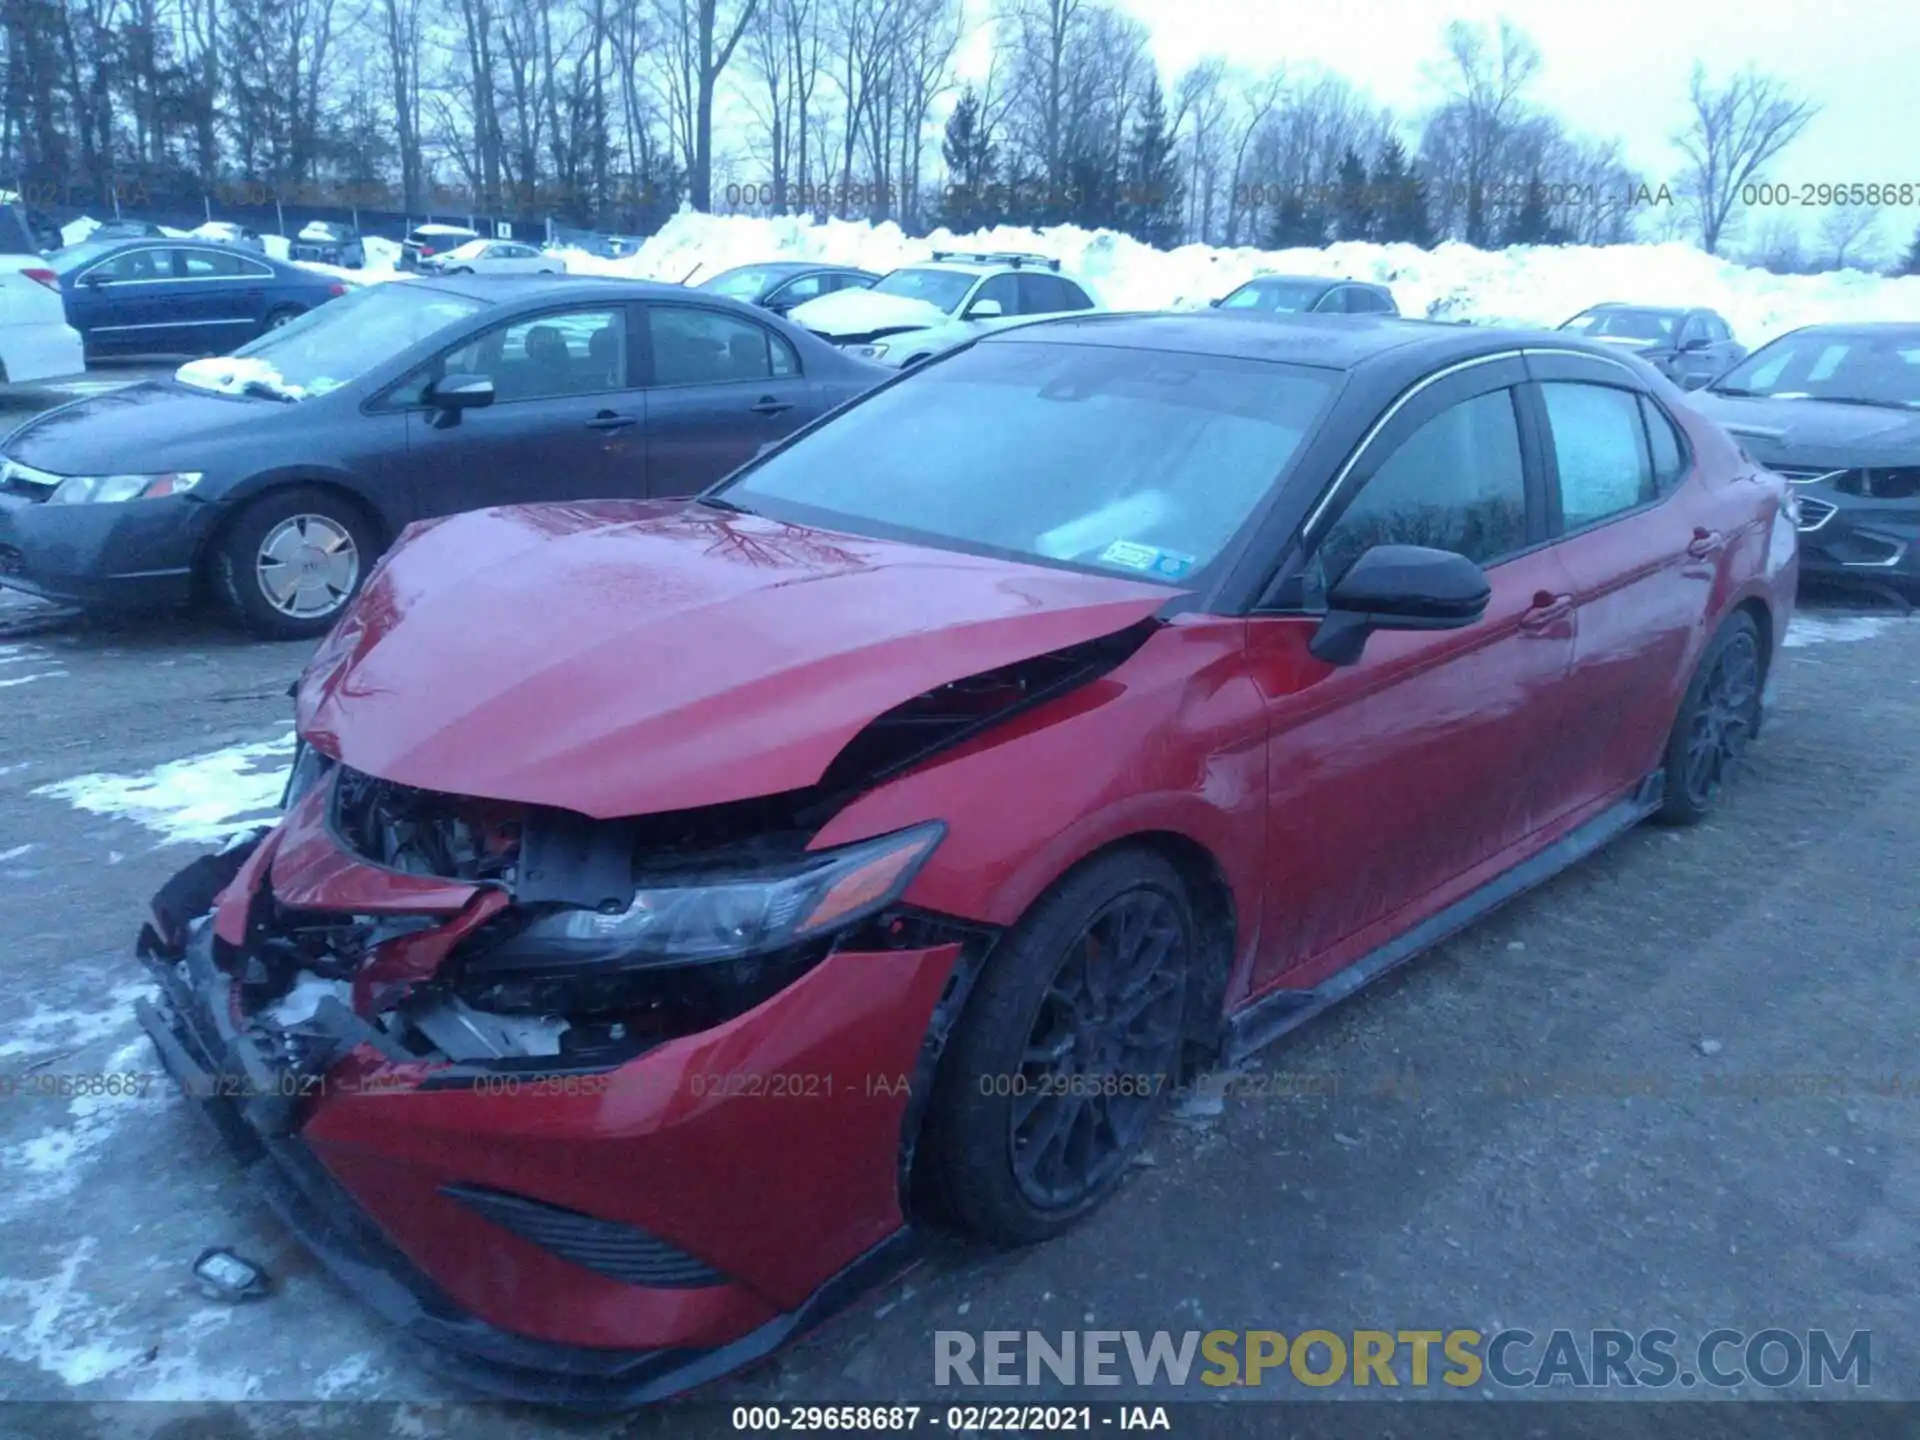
[134,813,977,1408]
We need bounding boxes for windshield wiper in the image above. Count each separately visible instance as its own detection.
[1706,386,1759,397]
[240,380,298,403]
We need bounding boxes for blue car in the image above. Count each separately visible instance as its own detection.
[51,238,348,358]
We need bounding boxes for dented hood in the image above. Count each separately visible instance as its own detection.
[296,500,1174,816]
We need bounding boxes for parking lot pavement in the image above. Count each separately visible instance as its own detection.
[0,586,1916,1435]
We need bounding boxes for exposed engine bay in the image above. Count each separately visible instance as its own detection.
[138,622,1150,1102]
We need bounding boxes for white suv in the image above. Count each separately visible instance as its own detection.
[0,202,82,384]
[786,251,1100,367]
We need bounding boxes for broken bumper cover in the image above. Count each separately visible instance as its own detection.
[135,919,966,1409]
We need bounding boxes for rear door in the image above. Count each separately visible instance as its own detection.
[394,301,648,517]
[172,247,270,350]
[1522,354,1717,806]
[640,301,819,496]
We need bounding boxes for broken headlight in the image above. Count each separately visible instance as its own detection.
[470,821,946,976]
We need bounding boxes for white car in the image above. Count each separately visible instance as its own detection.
[193,221,266,253]
[0,204,83,384]
[786,251,1100,367]
[423,238,567,276]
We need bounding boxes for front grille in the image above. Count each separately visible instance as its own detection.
[1796,498,1837,532]
[441,1184,729,1288]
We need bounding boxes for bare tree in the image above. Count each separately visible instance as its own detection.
[1421,18,1540,245]
[1673,63,1819,255]
[1818,202,1881,271]
[1219,65,1286,245]
[653,0,761,210]
[1169,57,1228,244]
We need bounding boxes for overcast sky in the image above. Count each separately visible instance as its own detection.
[955,0,1920,256]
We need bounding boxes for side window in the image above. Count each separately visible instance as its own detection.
[1707,315,1731,344]
[90,248,168,282]
[395,307,627,405]
[1541,382,1655,529]
[1363,289,1396,314]
[1058,279,1094,310]
[180,249,246,277]
[1017,273,1067,313]
[648,306,794,385]
[968,273,1018,316]
[1315,389,1530,588]
[1678,315,1708,348]
[1313,288,1347,313]
[1640,395,1689,492]
[770,274,827,305]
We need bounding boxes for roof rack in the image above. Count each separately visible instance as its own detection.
[930,249,1061,272]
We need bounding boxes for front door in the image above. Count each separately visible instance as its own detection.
[398,302,648,518]
[1246,368,1581,994]
[640,302,820,496]
[67,245,181,353]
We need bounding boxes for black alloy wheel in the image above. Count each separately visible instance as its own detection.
[1660,612,1763,824]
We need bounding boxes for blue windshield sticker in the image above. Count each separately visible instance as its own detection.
[1100,540,1197,579]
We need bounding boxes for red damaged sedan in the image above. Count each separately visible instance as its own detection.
[135,311,1797,1406]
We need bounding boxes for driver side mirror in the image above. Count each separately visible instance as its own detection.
[1680,334,1711,353]
[1308,544,1492,666]
[424,373,494,426]
[967,298,1004,318]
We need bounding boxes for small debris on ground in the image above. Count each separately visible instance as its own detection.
[192,1247,271,1302]
[1696,1038,1724,1056]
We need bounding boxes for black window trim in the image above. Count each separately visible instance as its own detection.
[638,299,804,389]
[367,298,641,412]
[1525,376,1689,541]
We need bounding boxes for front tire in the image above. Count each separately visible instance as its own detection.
[923,849,1193,1246]
[1658,611,1763,824]
[212,486,377,640]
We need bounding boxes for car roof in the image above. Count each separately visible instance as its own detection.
[975,309,1648,373]
[1233,274,1372,292]
[1774,321,1920,340]
[1580,303,1693,315]
[405,273,771,305]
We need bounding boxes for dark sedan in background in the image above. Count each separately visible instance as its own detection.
[0,276,888,637]
[51,239,348,358]
[1690,322,1920,592]
[697,261,882,316]
[288,221,367,269]
[1209,273,1399,315]
[1557,303,1746,390]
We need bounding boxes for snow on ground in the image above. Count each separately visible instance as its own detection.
[60,206,1920,343]
[32,733,295,846]
[1782,613,1914,648]
[550,208,1920,345]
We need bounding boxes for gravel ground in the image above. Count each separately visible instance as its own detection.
[0,567,1914,1439]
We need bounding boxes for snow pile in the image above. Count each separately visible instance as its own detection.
[553,209,1920,347]
[173,355,306,399]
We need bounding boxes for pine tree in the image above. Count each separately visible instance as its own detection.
[940,89,999,233]
[1504,173,1561,246]
[1121,77,1185,247]
[1904,222,1920,275]
[1371,137,1434,248]
[1331,147,1373,242]
[1265,190,1329,249]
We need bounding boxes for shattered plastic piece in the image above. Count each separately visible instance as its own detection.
[192,1247,271,1301]
[264,971,357,1028]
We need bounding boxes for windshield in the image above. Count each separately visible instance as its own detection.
[871,268,977,313]
[701,267,781,299]
[1559,308,1679,341]
[722,341,1336,581]
[174,283,488,401]
[1708,332,1920,408]
[1220,279,1326,313]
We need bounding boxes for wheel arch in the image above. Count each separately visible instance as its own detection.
[192,473,392,590]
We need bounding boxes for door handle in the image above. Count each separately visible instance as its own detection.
[1519,591,1574,632]
[586,411,638,431]
[750,396,793,416]
[1686,527,1726,559]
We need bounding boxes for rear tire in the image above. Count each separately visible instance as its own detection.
[211,486,377,641]
[922,849,1193,1246]
[1657,612,1763,825]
